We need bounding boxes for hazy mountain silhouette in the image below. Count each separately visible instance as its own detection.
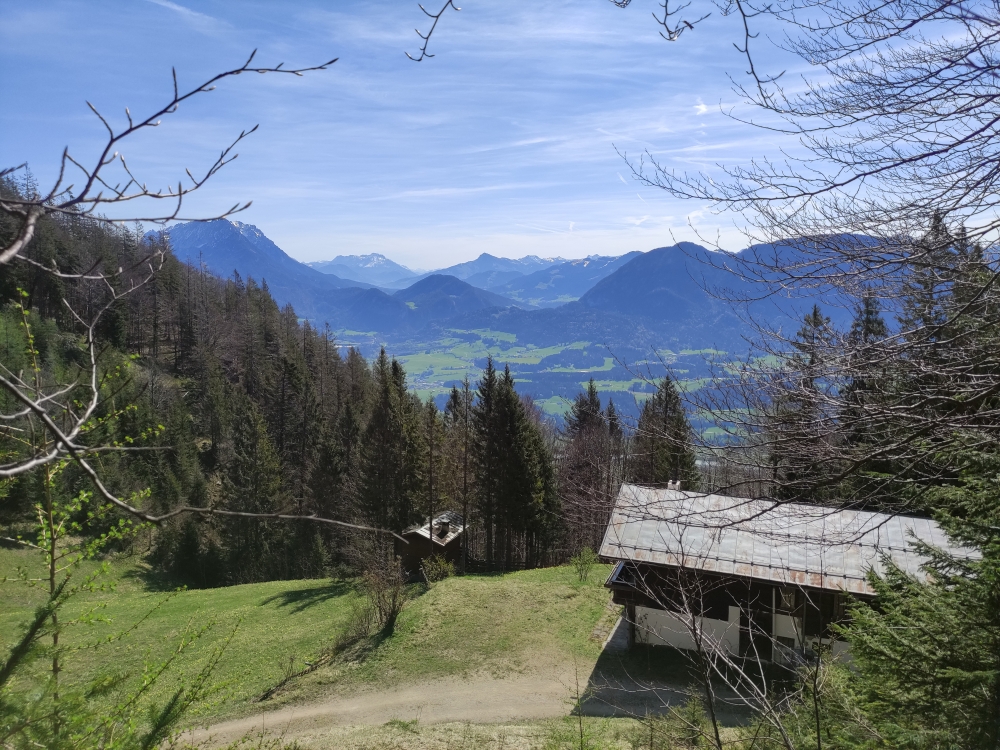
[163,222,841,352]
[308,253,417,286]
[495,252,643,307]
[165,220,369,289]
[384,252,565,289]
[393,275,518,321]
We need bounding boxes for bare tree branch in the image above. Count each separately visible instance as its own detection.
[406,1,461,62]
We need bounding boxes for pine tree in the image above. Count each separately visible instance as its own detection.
[631,376,698,489]
[473,357,500,565]
[559,379,618,553]
[221,394,286,583]
[768,304,834,500]
[841,446,1000,748]
[445,378,473,572]
[357,349,425,533]
[565,378,603,438]
[424,397,447,555]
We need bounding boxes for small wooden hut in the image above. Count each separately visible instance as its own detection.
[395,511,465,577]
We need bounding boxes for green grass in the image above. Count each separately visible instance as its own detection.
[395,337,603,395]
[582,379,648,393]
[0,547,613,726]
[547,357,615,373]
[536,395,573,417]
[676,378,711,392]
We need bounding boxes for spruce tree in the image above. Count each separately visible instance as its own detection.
[630,376,698,489]
[565,378,603,438]
[357,349,425,532]
[472,357,500,565]
[221,394,286,583]
[560,379,615,552]
[424,397,447,556]
[841,446,1000,748]
[768,304,834,501]
[445,378,473,571]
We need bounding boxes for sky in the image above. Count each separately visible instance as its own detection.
[0,0,804,270]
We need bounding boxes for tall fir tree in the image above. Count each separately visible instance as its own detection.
[631,376,699,489]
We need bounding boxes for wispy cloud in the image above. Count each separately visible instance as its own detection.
[3,0,808,264]
[144,0,228,34]
[366,182,563,201]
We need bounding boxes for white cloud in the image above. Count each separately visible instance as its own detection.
[143,0,228,34]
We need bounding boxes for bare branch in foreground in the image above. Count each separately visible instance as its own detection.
[0,52,336,270]
[406,1,461,62]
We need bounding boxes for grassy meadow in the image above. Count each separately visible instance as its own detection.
[0,545,617,727]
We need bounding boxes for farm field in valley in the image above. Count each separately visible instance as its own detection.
[337,328,723,420]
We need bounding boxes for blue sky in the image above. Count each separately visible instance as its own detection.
[1,0,801,269]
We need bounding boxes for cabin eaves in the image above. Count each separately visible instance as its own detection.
[599,484,977,596]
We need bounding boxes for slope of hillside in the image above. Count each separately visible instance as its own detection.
[496,252,643,307]
[166,220,367,292]
[393,274,517,321]
[308,253,417,286]
[0,547,614,730]
[579,243,732,318]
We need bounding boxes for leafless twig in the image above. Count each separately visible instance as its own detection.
[406,1,461,62]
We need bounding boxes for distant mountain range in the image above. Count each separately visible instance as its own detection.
[307,250,566,290]
[161,220,761,344]
[493,252,643,307]
[429,252,565,290]
[160,219,836,417]
[161,221,526,333]
[307,253,417,287]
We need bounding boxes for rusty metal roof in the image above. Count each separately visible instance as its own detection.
[403,510,465,547]
[598,484,977,596]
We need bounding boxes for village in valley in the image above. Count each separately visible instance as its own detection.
[1,1,997,749]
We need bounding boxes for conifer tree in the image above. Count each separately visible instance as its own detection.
[559,379,620,552]
[473,357,500,565]
[424,397,447,551]
[445,378,473,571]
[767,304,834,500]
[221,394,286,583]
[631,376,698,489]
[565,378,603,438]
[357,349,425,534]
[841,446,1000,748]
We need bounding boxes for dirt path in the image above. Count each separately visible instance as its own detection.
[185,620,701,747]
[185,671,585,746]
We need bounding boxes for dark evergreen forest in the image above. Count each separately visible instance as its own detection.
[4,179,674,586]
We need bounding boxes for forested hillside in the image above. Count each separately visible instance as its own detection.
[1,179,622,587]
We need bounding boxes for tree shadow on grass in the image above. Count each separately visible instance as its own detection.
[121,563,191,593]
[260,579,358,613]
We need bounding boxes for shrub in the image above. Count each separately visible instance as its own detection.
[335,596,376,649]
[362,554,407,635]
[571,547,599,582]
[421,554,455,584]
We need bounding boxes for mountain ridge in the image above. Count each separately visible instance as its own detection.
[308,253,417,286]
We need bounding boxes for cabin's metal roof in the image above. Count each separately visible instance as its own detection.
[598,484,976,596]
[403,510,465,546]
